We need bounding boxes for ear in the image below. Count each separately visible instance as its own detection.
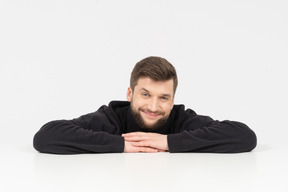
[126,87,133,102]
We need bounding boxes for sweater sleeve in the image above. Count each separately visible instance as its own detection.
[167,114,257,153]
[33,110,124,154]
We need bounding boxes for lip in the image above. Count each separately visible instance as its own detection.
[141,111,161,119]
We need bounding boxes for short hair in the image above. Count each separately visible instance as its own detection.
[130,56,178,95]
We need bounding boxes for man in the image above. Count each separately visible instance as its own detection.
[33,56,257,154]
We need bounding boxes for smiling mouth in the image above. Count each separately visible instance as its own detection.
[143,111,160,118]
[140,110,164,119]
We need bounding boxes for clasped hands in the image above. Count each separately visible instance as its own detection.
[122,132,169,153]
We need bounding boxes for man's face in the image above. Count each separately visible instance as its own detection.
[127,77,175,130]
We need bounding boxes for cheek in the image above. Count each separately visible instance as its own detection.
[162,103,173,115]
[131,97,142,110]
[133,96,146,107]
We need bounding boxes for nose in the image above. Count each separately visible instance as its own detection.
[148,97,159,112]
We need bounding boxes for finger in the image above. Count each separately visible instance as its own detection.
[158,149,168,152]
[122,132,149,137]
[127,145,158,153]
[131,141,150,147]
[123,135,150,141]
[123,137,140,142]
[124,137,149,142]
[138,147,158,153]
[122,132,138,137]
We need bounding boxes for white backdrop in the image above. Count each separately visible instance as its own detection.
[0,0,288,191]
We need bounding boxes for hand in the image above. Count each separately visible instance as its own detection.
[124,140,159,153]
[122,132,169,153]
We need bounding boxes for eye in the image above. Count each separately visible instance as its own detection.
[142,93,149,97]
[161,96,168,100]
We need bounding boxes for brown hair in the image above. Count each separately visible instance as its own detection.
[130,56,178,95]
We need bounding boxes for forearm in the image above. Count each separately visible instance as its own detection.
[33,120,124,154]
[168,121,257,153]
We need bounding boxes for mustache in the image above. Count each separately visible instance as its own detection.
[139,108,165,116]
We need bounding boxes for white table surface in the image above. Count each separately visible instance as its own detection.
[1,143,287,192]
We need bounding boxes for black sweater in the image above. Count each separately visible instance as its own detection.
[33,101,257,154]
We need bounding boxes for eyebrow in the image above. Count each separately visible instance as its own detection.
[140,88,172,98]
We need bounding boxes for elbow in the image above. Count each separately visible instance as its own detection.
[33,121,59,153]
[241,129,257,152]
[33,129,49,153]
[235,122,257,152]
[33,132,42,152]
[247,128,257,151]
[222,121,257,153]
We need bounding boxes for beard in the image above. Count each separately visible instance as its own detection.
[130,104,169,131]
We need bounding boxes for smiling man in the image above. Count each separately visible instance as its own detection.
[33,56,257,154]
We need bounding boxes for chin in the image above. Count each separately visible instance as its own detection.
[143,122,157,129]
[141,118,159,126]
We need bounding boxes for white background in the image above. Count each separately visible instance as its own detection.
[0,0,287,191]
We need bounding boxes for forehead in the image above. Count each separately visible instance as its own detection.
[135,77,174,95]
